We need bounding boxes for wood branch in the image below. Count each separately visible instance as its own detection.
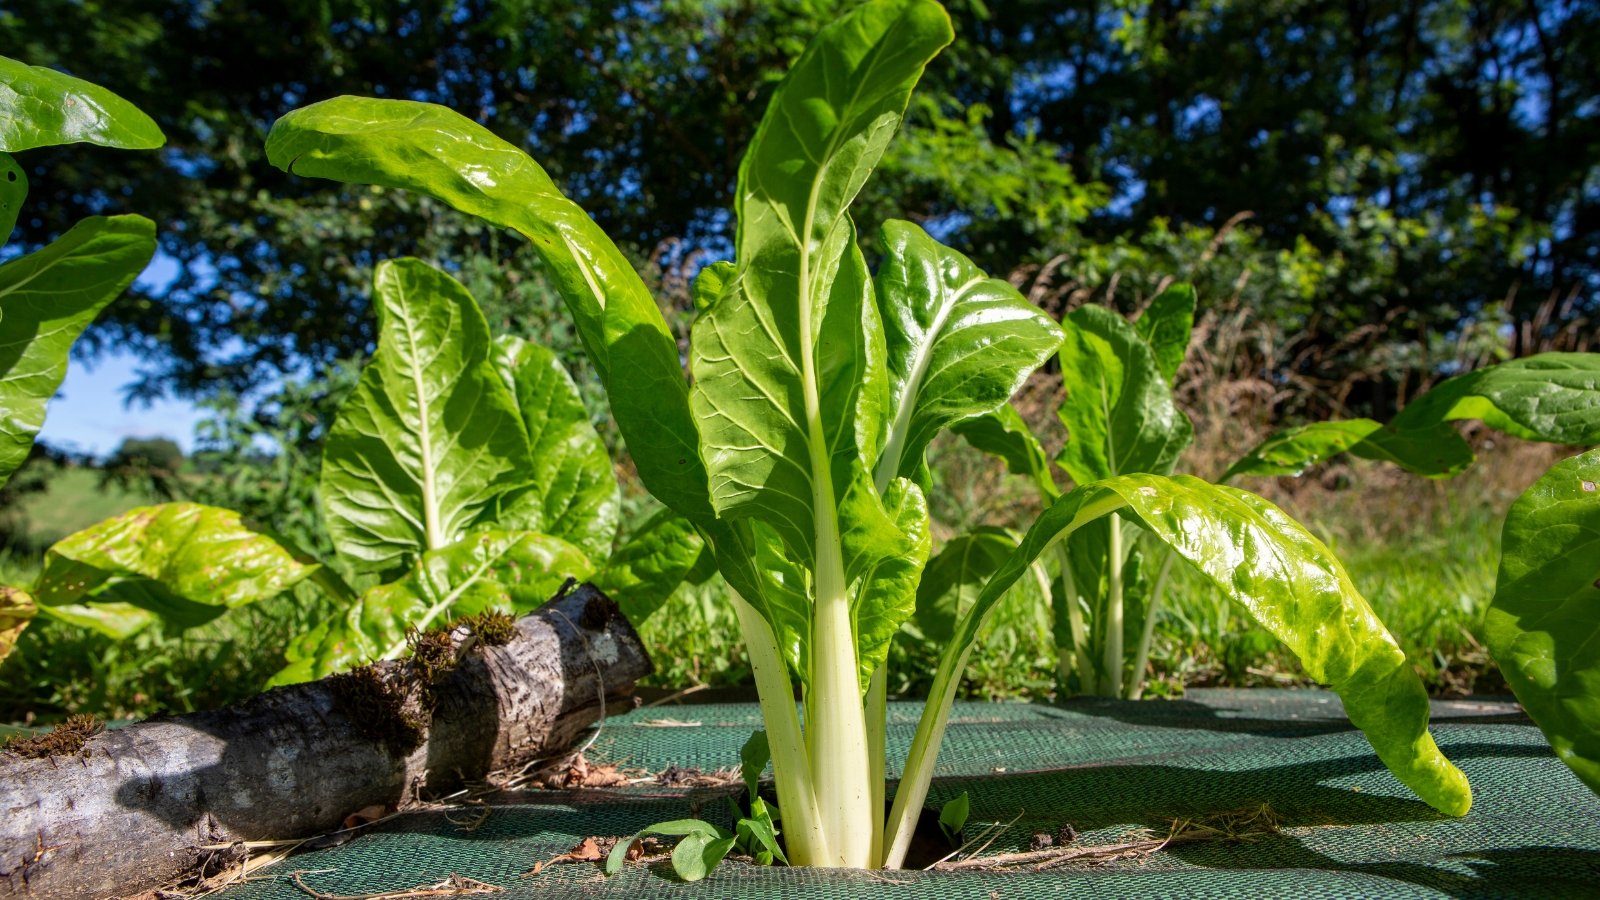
[0,583,652,900]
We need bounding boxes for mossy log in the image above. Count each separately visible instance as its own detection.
[0,583,652,899]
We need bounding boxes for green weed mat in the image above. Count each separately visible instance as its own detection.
[213,689,1598,898]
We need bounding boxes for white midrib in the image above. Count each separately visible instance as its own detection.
[396,300,443,551]
[874,277,982,492]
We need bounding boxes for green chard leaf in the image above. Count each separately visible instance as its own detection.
[873,219,1063,484]
[321,259,533,574]
[1225,419,1475,482]
[0,152,24,241]
[1055,304,1194,485]
[953,404,1056,497]
[904,475,1472,824]
[592,507,705,622]
[491,334,620,561]
[265,96,710,521]
[34,503,325,640]
[0,215,156,486]
[914,527,1015,644]
[1133,283,1195,386]
[1391,352,1600,445]
[1484,448,1600,794]
[270,530,590,685]
[0,56,164,152]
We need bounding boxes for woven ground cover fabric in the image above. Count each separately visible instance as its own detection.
[211,689,1598,898]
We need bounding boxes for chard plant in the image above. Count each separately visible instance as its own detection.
[6,257,702,682]
[953,285,1600,702]
[265,0,1473,869]
[0,57,164,661]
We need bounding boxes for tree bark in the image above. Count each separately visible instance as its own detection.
[0,583,652,899]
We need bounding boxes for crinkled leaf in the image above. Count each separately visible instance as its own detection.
[1055,304,1193,485]
[35,503,323,639]
[270,530,590,684]
[491,334,619,560]
[266,98,709,521]
[873,219,1063,483]
[693,261,735,313]
[0,153,24,242]
[1225,419,1474,481]
[689,0,950,569]
[0,57,164,151]
[1392,352,1600,445]
[321,259,533,574]
[914,475,1471,819]
[0,586,35,663]
[592,507,704,622]
[848,478,930,688]
[1133,283,1195,385]
[1484,448,1600,794]
[953,404,1055,495]
[915,527,1014,644]
[0,215,155,486]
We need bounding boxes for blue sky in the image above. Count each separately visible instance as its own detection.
[38,348,205,458]
[34,253,205,459]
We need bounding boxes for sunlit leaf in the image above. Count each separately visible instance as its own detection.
[593,508,704,622]
[491,334,619,561]
[35,503,324,639]
[321,258,532,574]
[1225,419,1475,481]
[0,215,155,486]
[1484,448,1600,795]
[0,56,164,151]
[1132,283,1195,385]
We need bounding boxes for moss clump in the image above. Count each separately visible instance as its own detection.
[3,714,103,759]
[459,610,516,646]
[407,625,458,684]
[329,665,426,753]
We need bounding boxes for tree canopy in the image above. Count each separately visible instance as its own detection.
[5,0,1596,408]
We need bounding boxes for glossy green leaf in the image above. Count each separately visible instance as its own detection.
[592,507,705,622]
[1391,352,1600,445]
[0,57,164,152]
[0,215,155,486]
[1133,283,1195,385]
[1484,448,1600,794]
[873,219,1063,484]
[0,152,24,242]
[270,530,591,685]
[0,586,35,663]
[905,475,1471,822]
[914,527,1014,644]
[265,97,710,521]
[848,478,931,688]
[35,503,324,640]
[1224,419,1475,481]
[736,807,788,867]
[491,335,620,561]
[321,259,532,573]
[689,0,949,552]
[953,404,1056,496]
[1055,304,1193,485]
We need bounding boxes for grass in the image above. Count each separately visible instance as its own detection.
[4,466,159,549]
